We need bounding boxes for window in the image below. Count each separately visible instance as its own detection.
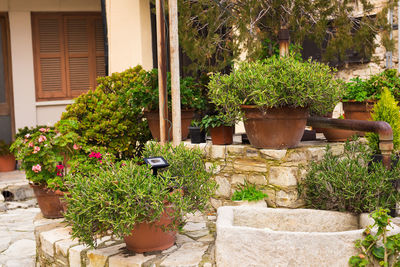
[32,13,105,101]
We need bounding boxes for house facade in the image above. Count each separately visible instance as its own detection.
[0,0,153,144]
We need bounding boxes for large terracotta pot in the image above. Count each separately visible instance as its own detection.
[0,154,15,172]
[144,110,194,141]
[31,184,65,219]
[210,126,233,145]
[342,101,376,136]
[321,128,355,142]
[123,208,176,253]
[241,106,309,149]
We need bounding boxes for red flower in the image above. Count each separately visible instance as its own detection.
[56,165,64,170]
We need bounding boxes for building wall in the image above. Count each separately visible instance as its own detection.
[1,0,153,132]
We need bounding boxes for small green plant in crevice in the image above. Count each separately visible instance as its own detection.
[349,208,400,267]
[231,182,268,202]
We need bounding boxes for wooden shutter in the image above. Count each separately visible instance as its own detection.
[32,14,67,100]
[94,18,105,84]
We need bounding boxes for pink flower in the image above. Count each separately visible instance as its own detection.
[24,134,30,138]
[24,139,28,143]
[38,135,47,143]
[28,142,34,148]
[32,164,41,173]
[33,146,40,154]
[73,144,81,150]
[89,152,102,159]
[39,128,46,133]
[56,165,64,170]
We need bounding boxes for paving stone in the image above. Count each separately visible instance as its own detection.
[185,229,209,239]
[207,216,216,221]
[260,149,287,160]
[183,222,207,232]
[109,253,156,267]
[87,243,125,267]
[40,227,72,257]
[215,176,231,198]
[161,245,178,254]
[4,257,35,267]
[197,234,214,243]
[0,236,11,253]
[2,239,35,257]
[184,211,205,223]
[176,234,195,245]
[160,242,208,267]
[269,167,298,187]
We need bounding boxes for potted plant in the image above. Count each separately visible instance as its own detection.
[130,68,207,141]
[208,55,343,149]
[366,87,400,165]
[201,114,234,145]
[0,141,15,172]
[63,142,216,252]
[10,126,79,218]
[189,120,206,144]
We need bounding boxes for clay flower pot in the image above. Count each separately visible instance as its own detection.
[321,128,355,142]
[342,100,376,136]
[144,110,194,141]
[241,106,309,149]
[210,126,233,145]
[0,154,15,172]
[123,208,176,253]
[31,184,66,219]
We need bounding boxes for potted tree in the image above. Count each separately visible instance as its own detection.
[130,69,207,141]
[0,141,15,172]
[63,142,216,252]
[208,55,343,149]
[201,114,234,145]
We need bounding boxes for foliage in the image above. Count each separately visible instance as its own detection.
[201,114,234,129]
[64,142,216,248]
[128,68,207,111]
[208,56,344,115]
[231,182,268,202]
[57,66,151,159]
[10,127,78,187]
[176,0,392,76]
[0,140,11,156]
[366,88,400,154]
[349,208,400,267]
[299,141,400,214]
[343,69,400,102]
[14,125,52,140]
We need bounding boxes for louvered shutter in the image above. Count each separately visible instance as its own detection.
[32,14,67,100]
[94,18,105,85]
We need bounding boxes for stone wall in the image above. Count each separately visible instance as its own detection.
[183,140,345,209]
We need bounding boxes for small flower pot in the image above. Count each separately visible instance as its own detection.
[321,128,355,142]
[0,154,15,172]
[189,126,206,144]
[210,126,233,145]
[31,184,66,219]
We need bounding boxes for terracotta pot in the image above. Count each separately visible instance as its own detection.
[210,126,233,145]
[321,128,355,142]
[241,106,309,149]
[342,101,376,136]
[0,154,15,172]
[144,110,194,141]
[123,208,176,253]
[31,184,65,219]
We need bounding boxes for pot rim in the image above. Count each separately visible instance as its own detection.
[240,104,308,111]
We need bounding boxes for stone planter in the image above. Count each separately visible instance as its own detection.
[241,105,309,149]
[210,126,233,145]
[31,184,66,219]
[144,110,194,141]
[0,154,15,172]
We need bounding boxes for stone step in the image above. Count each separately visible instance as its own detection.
[0,170,34,202]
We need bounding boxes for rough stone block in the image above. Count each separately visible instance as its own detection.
[269,167,298,187]
[160,242,208,267]
[40,227,72,257]
[307,147,326,161]
[226,145,245,156]
[260,149,287,160]
[245,148,259,158]
[233,159,267,172]
[231,174,245,185]
[285,150,310,162]
[331,145,344,156]
[247,174,267,185]
[275,190,299,208]
[109,253,156,267]
[210,198,222,210]
[211,145,226,159]
[215,176,231,198]
[87,243,125,267]
[55,238,79,257]
[69,244,89,267]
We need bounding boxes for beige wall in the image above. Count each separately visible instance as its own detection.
[105,0,153,72]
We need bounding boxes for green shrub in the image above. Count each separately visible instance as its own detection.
[366,87,400,154]
[57,66,151,159]
[208,55,344,115]
[231,182,268,201]
[64,143,216,247]
[343,69,400,102]
[299,141,400,214]
[0,140,11,156]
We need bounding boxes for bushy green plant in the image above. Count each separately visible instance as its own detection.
[343,69,400,102]
[208,55,344,116]
[299,141,400,213]
[14,125,52,140]
[200,114,234,129]
[366,87,400,154]
[0,140,11,156]
[64,142,216,247]
[57,66,151,159]
[128,68,207,111]
[349,208,400,267]
[231,182,268,201]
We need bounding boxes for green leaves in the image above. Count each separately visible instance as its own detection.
[231,182,268,201]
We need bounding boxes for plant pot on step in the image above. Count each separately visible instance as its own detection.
[241,106,309,149]
[210,126,233,145]
[189,127,206,144]
[144,110,194,141]
[321,128,355,142]
[342,100,376,136]
[31,184,66,219]
[123,207,176,253]
[0,154,15,172]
